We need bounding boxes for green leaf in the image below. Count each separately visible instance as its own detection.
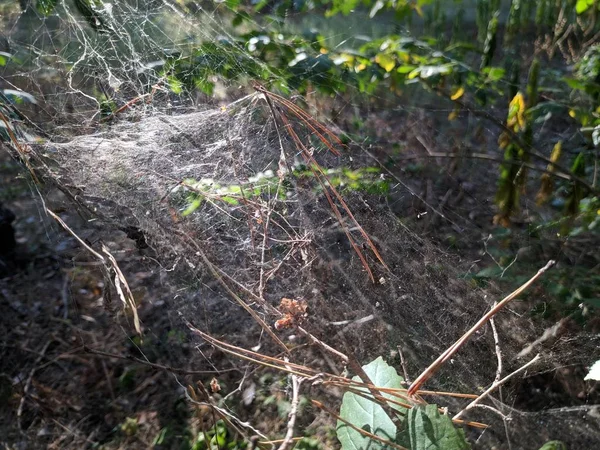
[337,357,406,450]
[195,79,215,95]
[2,89,37,104]
[220,196,239,206]
[576,0,594,15]
[397,65,417,74]
[482,67,505,82]
[225,0,241,9]
[36,0,59,16]
[539,441,568,450]
[564,77,588,91]
[0,52,12,66]
[168,76,183,95]
[326,0,359,16]
[408,64,453,80]
[398,404,471,450]
[183,197,203,217]
[254,0,269,12]
[375,54,396,72]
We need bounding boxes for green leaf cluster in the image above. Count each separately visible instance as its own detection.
[179,166,389,216]
[337,357,470,450]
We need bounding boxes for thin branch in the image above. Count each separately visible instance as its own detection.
[490,304,503,385]
[390,151,574,182]
[277,361,303,450]
[46,209,141,335]
[46,208,105,261]
[453,354,541,421]
[490,303,512,449]
[397,345,411,385]
[470,403,512,421]
[408,260,554,396]
[83,346,240,375]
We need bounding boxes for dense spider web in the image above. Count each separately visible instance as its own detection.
[1,2,599,448]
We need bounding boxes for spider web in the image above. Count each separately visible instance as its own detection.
[1,2,599,448]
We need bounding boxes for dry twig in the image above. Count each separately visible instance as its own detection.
[408,260,555,396]
[277,361,304,450]
[17,340,52,432]
[46,208,142,334]
[453,354,541,421]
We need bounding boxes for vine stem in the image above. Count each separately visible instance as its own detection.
[407,260,555,396]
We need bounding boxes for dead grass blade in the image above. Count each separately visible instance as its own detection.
[183,318,318,378]
[254,84,388,280]
[343,385,413,410]
[0,110,40,183]
[46,208,105,261]
[324,380,478,400]
[45,208,141,335]
[101,244,142,335]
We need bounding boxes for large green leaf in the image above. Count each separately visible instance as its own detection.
[337,356,406,450]
[399,404,471,450]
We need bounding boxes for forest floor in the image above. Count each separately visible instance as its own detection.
[0,149,335,450]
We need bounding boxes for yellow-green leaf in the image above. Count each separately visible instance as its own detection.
[375,54,396,72]
[451,87,465,100]
[507,92,526,131]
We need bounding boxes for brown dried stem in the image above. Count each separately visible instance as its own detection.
[407,260,555,396]
[453,354,541,421]
[256,84,387,281]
